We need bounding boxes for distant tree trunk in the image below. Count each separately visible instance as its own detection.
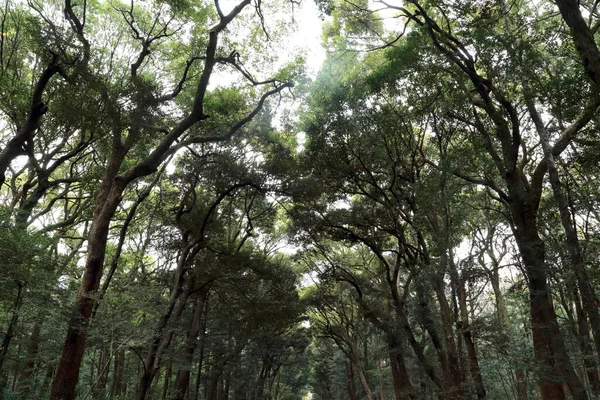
[346,360,360,400]
[193,326,207,400]
[42,363,55,394]
[93,347,110,397]
[111,348,126,398]
[18,320,42,386]
[206,373,221,400]
[484,240,528,400]
[0,280,24,375]
[573,289,600,397]
[162,363,172,400]
[11,341,21,391]
[136,267,195,400]
[455,272,486,399]
[174,286,209,400]
[415,281,460,398]
[255,362,268,400]
[377,360,385,400]
[433,278,463,396]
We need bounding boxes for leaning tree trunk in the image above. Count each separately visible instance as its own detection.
[136,274,195,400]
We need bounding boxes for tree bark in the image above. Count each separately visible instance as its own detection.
[554,0,600,87]
[0,280,24,375]
[456,273,486,399]
[50,171,126,400]
[136,274,195,400]
[18,320,42,386]
[111,348,126,398]
[174,286,209,400]
[0,58,61,187]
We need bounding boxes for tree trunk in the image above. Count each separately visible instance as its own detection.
[512,219,567,400]
[456,274,486,399]
[136,265,195,400]
[508,177,586,400]
[111,348,126,398]
[174,286,209,400]
[50,166,126,400]
[573,289,600,397]
[206,373,221,400]
[162,363,172,400]
[433,278,463,397]
[525,86,600,373]
[0,281,24,375]
[388,336,415,400]
[18,320,42,386]
[345,359,360,400]
[193,327,206,400]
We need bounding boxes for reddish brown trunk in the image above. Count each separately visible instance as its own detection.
[50,174,125,400]
[174,286,209,400]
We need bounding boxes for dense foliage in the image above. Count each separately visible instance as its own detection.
[0,0,599,399]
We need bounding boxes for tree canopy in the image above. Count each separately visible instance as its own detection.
[1,0,599,399]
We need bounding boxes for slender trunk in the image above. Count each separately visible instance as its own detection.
[161,362,171,400]
[42,363,55,394]
[351,352,374,400]
[433,278,463,396]
[193,327,206,400]
[0,281,24,375]
[255,360,269,400]
[574,289,600,397]
[174,286,209,400]
[11,341,21,391]
[346,360,359,400]
[487,245,528,400]
[377,360,385,400]
[136,265,195,400]
[456,274,486,399]
[19,320,42,385]
[112,349,125,397]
